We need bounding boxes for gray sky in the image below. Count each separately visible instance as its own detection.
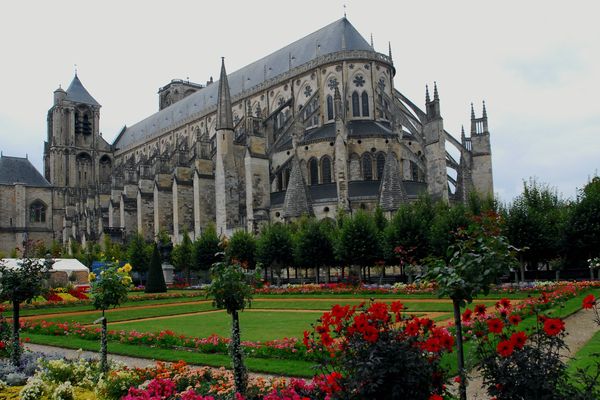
[1,0,598,203]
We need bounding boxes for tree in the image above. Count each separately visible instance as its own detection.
[383,196,434,263]
[505,180,567,279]
[423,212,519,400]
[428,202,470,260]
[294,219,334,283]
[225,231,256,269]
[207,261,259,396]
[127,234,151,284]
[565,177,600,267]
[145,244,167,293]
[256,223,294,286]
[89,263,132,372]
[0,258,51,367]
[337,210,379,282]
[172,231,194,284]
[192,224,222,281]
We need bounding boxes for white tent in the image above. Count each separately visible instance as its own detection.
[1,258,89,274]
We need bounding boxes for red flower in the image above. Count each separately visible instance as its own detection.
[390,300,404,314]
[429,395,443,400]
[320,332,334,347]
[474,304,487,316]
[510,331,527,349]
[496,298,512,310]
[487,318,504,334]
[508,314,522,326]
[405,320,420,336]
[543,318,565,336]
[302,330,310,347]
[461,308,473,322]
[583,294,596,309]
[496,340,514,357]
[454,376,461,383]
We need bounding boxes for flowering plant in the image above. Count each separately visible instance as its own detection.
[304,301,453,399]
[466,297,589,399]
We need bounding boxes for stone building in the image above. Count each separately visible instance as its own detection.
[0,17,493,251]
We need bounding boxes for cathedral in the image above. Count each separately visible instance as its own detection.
[0,17,492,253]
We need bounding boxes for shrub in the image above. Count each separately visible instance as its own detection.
[51,381,75,400]
[304,301,453,399]
[20,376,47,400]
[145,244,167,293]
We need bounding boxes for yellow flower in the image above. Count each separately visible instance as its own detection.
[123,263,132,273]
[88,272,96,282]
[121,276,132,286]
[117,267,124,273]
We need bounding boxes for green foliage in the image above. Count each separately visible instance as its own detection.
[192,224,222,272]
[102,236,124,263]
[171,232,193,280]
[207,262,257,314]
[0,258,51,305]
[337,210,380,268]
[383,197,434,262]
[293,219,334,269]
[428,202,470,260]
[225,230,256,268]
[145,245,167,293]
[566,176,600,265]
[256,223,294,269]
[126,234,151,274]
[505,179,567,269]
[424,212,519,304]
[89,264,131,312]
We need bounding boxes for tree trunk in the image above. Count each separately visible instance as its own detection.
[341,266,345,280]
[101,310,108,373]
[453,299,467,400]
[185,267,191,286]
[326,266,331,283]
[520,264,525,282]
[230,310,247,396]
[11,300,21,368]
[315,266,320,284]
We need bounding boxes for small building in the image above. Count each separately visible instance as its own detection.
[1,258,89,287]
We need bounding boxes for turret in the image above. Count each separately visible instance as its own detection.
[54,86,66,104]
[423,82,448,202]
[469,101,493,197]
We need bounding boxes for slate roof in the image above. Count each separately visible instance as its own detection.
[114,18,373,151]
[65,75,100,106]
[0,155,51,187]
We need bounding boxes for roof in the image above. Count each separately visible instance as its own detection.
[0,155,51,187]
[0,258,89,272]
[65,75,100,106]
[114,18,373,150]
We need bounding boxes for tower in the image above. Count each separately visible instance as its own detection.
[214,59,241,235]
[470,101,494,197]
[423,83,449,202]
[333,85,349,211]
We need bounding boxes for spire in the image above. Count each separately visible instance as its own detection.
[216,58,233,131]
[425,84,431,103]
[334,85,343,120]
[461,125,466,143]
[65,74,100,106]
[470,102,475,119]
[433,81,439,101]
[482,100,487,118]
[282,155,313,219]
[379,150,407,211]
[370,33,374,48]
[388,41,392,59]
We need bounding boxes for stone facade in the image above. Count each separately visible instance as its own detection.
[0,17,493,251]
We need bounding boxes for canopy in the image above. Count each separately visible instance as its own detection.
[0,258,89,273]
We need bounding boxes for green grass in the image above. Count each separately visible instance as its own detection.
[567,329,600,380]
[109,310,324,341]
[23,333,315,377]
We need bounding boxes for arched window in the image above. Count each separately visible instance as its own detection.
[277,171,283,191]
[284,168,291,189]
[352,91,360,117]
[321,156,332,184]
[376,153,386,179]
[99,155,112,183]
[362,153,373,180]
[309,158,319,185]
[82,113,91,135]
[411,161,419,181]
[29,201,47,223]
[326,95,334,121]
[361,92,370,117]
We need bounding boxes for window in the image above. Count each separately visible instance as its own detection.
[411,161,419,181]
[362,153,373,180]
[362,92,370,117]
[326,95,334,121]
[376,153,386,179]
[30,201,47,223]
[321,156,332,183]
[352,91,360,117]
[309,158,319,185]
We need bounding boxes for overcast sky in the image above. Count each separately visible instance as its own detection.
[1,0,598,203]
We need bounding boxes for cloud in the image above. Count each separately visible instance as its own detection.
[506,47,585,86]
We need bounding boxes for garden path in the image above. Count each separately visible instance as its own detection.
[462,307,600,399]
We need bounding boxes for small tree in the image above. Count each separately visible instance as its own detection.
[294,219,334,284]
[145,244,167,293]
[423,212,518,400]
[256,223,294,286]
[0,258,51,367]
[172,231,194,284]
[127,233,151,284]
[225,231,256,268]
[192,224,222,282]
[89,263,131,372]
[337,210,379,282]
[207,261,258,396]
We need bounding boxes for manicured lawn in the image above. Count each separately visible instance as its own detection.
[109,310,324,341]
[567,329,600,381]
